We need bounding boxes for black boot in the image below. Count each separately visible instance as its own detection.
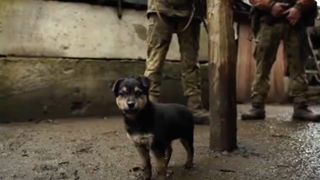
[241,104,265,120]
[187,95,209,125]
[192,109,209,125]
[149,95,159,103]
[292,104,320,122]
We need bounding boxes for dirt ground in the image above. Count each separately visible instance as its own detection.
[1,105,320,180]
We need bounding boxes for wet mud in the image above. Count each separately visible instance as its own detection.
[1,105,320,180]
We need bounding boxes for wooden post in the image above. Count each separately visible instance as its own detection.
[207,0,237,151]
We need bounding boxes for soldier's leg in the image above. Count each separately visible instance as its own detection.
[144,14,173,102]
[284,24,320,121]
[242,23,282,120]
[284,25,308,105]
[176,18,208,124]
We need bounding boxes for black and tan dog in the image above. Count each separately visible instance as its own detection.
[112,76,194,180]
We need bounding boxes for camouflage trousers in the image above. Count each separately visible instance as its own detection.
[144,14,202,101]
[252,21,308,105]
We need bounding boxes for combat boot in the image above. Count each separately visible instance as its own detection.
[149,95,160,103]
[187,95,209,125]
[292,104,320,122]
[241,103,265,120]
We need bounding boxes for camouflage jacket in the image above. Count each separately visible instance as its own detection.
[249,0,316,11]
[147,0,194,17]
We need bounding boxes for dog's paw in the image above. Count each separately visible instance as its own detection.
[166,169,173,177]
[129,166,151,180]
[153,170,173,180]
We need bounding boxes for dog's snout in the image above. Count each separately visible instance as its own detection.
[127,101,135,109]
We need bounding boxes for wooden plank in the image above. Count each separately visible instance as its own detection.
[208,0,237,151]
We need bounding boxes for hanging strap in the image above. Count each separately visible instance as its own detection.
[155,0,196,32]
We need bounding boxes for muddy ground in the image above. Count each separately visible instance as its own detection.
[1,105,320,180]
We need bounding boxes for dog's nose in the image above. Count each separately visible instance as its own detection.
[127,101,135,109]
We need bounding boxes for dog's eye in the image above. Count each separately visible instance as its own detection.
[135,91,142,96]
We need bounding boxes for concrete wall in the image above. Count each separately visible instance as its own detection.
[0,0,208,60]
[0,0,210,122]
[0,0,294,122]
[0,0,211,122]
[0,58,209,122]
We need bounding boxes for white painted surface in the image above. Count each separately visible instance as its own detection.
[0,0,208,60]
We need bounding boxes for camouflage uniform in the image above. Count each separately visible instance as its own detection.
[251,18,309,106]
[242,0,320,121]
[144,0,208,123]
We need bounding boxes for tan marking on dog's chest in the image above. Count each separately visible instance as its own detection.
[127,133,154,146]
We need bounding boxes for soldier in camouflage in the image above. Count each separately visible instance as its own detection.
[242,0,320,121]
[144,0,209,124]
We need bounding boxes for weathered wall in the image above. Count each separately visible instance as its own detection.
[0,0,295,122]
[0,0,210,122]
[0,57,209,122]
[0,0,208,60]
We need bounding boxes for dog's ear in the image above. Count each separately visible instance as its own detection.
[111,78,124,96]
[137,76,150,91]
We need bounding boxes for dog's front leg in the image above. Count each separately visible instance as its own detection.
[135,144,152,180]
[151,149,167,180]
[165,144,172,167]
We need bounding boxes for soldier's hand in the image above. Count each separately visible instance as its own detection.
[283,7,301,25]
[271,2,289,17]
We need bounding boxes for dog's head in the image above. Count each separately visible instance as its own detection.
[112,76,150,117]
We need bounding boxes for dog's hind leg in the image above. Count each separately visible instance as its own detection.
[135,144,152,180]
[180,137,194,169]
[165,144,172,167]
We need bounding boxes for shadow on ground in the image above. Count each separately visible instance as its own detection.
[1,105,320,180]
